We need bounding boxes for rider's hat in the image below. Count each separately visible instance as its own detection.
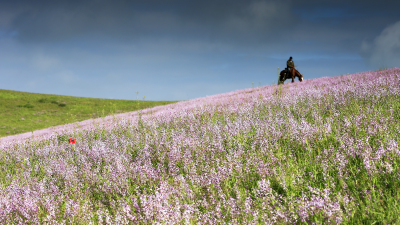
[289,56,292,59]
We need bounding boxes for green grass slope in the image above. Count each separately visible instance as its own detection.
[0,89,178,138]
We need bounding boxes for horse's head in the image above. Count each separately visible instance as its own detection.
[294,69,303,82]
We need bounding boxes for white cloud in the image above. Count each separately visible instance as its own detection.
[361,20,400,68]
[31,52,60,71]
[248,1,281,20]
[27,80,37,88]
[106,72,123,80]
[54,70,78,85]
[225,1,286,31]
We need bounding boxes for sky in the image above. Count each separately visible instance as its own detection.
[0,0,399,101]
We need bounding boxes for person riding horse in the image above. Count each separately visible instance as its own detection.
[278,56,303,84]
[286,56,294,76]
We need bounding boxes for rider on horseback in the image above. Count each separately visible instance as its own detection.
[279,56,303,84]
[286,56,294,76]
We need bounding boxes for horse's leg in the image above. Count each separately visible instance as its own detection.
[291,69,295,83]
[279,71,285,84]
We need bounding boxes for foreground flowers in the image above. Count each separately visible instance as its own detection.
[0,68,399,224]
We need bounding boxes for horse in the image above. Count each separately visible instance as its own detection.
[278,67,303,84]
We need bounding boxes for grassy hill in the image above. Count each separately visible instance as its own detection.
[1,68,400,224]
[0,89,178,138]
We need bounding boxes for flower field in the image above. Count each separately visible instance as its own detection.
[1,68,400,224]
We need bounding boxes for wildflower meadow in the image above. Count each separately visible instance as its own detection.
[1,68,400,224]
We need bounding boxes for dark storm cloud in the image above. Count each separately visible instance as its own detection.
[1,0,396,42]
[1,0,399,64]
[0,0,293,46]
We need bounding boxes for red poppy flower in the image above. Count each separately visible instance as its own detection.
[69,138,76,144]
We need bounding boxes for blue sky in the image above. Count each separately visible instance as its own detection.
[0,0,399,101]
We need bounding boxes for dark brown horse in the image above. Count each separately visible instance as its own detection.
[279,68,303,84]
